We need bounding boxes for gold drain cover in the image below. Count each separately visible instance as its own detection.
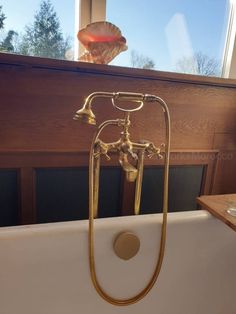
[113,232,140,260]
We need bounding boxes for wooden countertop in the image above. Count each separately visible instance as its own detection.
[197,194,236,232]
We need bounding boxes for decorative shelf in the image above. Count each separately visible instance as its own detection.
[197,194,236,232]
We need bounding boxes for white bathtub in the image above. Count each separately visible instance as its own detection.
[0,210,235,314]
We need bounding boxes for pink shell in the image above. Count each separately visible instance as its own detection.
[77,21,127,64]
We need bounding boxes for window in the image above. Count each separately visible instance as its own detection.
[106,0,230,77]
[1,0,236,78]
[222,0,236,77]
[0,0,75,60]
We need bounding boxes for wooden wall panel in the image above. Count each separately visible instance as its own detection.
[0,53,236,225]
[1,54,236,154]
[19,167,35,224]
[212,133,236,194]
[0,150,218,225]
[140,165,204,213]
[0,169,18,226]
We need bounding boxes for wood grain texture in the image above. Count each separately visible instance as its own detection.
[1,54,236,153]
[212,151,236,194]
[0,53,236,224]
[197,194,236,231]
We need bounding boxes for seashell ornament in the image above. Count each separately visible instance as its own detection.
[77,21,127,64]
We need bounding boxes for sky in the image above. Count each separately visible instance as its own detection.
[106,0,230,70]
[0,0,230,73]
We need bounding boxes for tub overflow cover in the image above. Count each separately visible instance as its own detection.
[113,232,140,260]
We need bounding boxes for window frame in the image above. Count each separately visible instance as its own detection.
[1,0,236,78]
[78,0,236,79]
[222,0,236,78]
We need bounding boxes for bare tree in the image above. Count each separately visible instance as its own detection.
[176,52,220,76]
[130,50,155,69]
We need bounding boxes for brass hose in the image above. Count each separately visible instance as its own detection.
[86,94,171,306]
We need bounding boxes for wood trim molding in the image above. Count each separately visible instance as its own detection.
[0,150,219,168]
[1,53,236,88]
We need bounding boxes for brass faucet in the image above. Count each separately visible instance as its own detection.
[74,91,171,306]
[93,113,163,180]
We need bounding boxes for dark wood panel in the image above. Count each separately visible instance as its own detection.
[19,167,35,224]
[0,150,218,225]
[98,167,122,218]
[0,170,19,227]
[36,167,122,223]
[140,166,204,214]
[36,168,89,223]
[35,165,204,223]
[120,170,136,216]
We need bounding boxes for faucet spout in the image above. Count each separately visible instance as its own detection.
[119,152,138,182]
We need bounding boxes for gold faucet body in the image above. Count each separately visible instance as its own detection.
[92,112,164,217]
[74,91,171,306]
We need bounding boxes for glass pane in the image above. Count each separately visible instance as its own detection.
[106,0,230,76]
[0,0,75,60]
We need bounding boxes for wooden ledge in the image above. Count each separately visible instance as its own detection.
[1,52,236,88]
[197,194,236,231]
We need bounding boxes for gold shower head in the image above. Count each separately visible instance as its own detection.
[73,106,96,125]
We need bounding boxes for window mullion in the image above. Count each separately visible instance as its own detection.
[222,0,236,78]
[91,0,106,23]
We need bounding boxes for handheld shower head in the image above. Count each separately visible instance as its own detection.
[73,106,96,125]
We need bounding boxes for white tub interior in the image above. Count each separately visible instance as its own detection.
[0,210,235,314]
